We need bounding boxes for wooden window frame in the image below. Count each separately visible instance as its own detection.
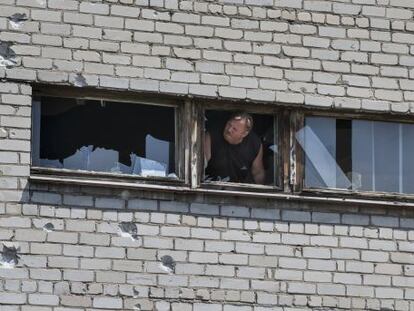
[195,99,284,193]
[30,85,414,205]
[295,109,414,202]
[31,85,188,187]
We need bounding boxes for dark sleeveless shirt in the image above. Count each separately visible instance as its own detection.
[206,128,261,183]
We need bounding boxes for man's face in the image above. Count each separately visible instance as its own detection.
[223,118,249,145]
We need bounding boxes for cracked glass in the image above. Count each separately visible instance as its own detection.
[33,96,177,179]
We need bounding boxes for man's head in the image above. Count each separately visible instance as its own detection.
[223,111,253,145]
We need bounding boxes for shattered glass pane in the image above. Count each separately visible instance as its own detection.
[301,117,414,195]
[36,97,177,178]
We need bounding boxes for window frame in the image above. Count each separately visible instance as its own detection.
[195,99,285,192]
[30,85,414,205]
[31,85,188,187]
[296,109,414,202]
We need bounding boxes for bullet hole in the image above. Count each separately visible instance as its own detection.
[0,42,17,68]
[8,13,27,29]
[133,303,141,311]
[1,245,20,267]
[118,222,138,240]
[160,255,175,273]
[133,287,140,298]
[74,73,87,87]
[43,223,54,232]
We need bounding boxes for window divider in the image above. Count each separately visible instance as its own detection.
[188,100,203,189]
[281,110,290,192]
[31,99,41,166]
[289,110,304,193]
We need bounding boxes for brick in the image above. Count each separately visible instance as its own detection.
[111,5,140,17]
[47,232,77,244]
[93,297,122,309]
[15,229,46,242]
[288,282,316,294]
[95,246,125,258]
[95,197,124,209]
[375,287,403,299]
[30,268,61,280]
[219,86,246,99]
[0,293,27,304]
[47,256,78,269]
[319,26,346,38]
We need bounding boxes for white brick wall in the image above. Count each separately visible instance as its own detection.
[1,0,414,310]
[1,189,414,309]
[0,0,413,111]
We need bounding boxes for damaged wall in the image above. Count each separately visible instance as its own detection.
[1,0,414,310]
[1,169,414,310]
[0,0,414,111]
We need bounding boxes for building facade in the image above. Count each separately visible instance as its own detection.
[1,0,414,310]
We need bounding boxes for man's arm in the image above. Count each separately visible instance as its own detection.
[251,144,265,184]
[204,132,211,168]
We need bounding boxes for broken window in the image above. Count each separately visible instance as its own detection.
[203,110,278,186]
[32,96,178,179]
[297,116,414,194]
[30,88,414,203]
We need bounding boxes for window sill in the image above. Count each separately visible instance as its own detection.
[29,172,414,208]
[201,181,281,192]
[30,167,185,186]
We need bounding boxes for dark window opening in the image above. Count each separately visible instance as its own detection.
[33,96,177,178]
[203,110,278,186]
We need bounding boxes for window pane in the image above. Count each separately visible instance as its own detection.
[35,96,177,178]
[303,117,337,188]
[203,110,278,186]
[299,116,414,195]
[352,120,373,191]
[402,124,414,193]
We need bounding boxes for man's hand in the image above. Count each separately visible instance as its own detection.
[251,144,265,184]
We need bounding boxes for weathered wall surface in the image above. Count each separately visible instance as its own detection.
[1,0,414,310]
[1,0,414,111]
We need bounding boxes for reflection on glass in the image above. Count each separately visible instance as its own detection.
[296,121,351,189]
[145,134,170,174]
[203,110,278,186]
[301,117,414,195]
[36,97,177,178]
